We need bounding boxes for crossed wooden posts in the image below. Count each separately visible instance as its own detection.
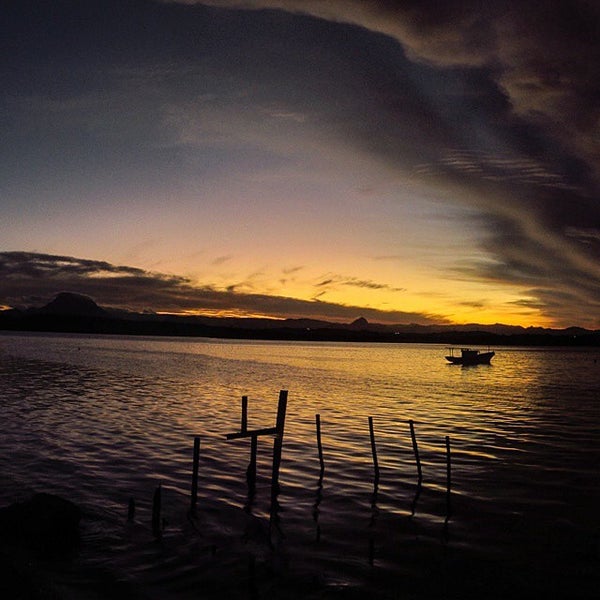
[225,390,288,496]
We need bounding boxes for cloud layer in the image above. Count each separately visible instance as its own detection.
[2,1,599,327]
[0,252,447,324]
[184,0,600,172]
[166,0,600,326]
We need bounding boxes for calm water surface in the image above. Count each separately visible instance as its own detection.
[1,332,599,598]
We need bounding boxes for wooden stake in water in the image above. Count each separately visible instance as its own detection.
[409,419,423,484]
[316,413,325,479]
[241,395,248,433]
[270,390,288,498]
[226,392,288,497]
[269,391,289,546]
[446,435,452,517]
[368,416,380,485]
[190,436,200,512]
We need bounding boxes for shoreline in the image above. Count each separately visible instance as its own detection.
[2,318,599,347]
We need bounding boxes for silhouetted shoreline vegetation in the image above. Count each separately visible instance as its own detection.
[1,311,599,346]
[1,292,598,346]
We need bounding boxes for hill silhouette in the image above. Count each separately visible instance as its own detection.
[0,293,598,346]
[38,292,107,317]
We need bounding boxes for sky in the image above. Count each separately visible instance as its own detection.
[2,0,600,328]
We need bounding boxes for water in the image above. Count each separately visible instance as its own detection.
[1,332,599,598]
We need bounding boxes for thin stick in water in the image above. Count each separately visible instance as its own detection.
[316,413,325,479]
[368,416,380,484]
[241,395,248,433]
[409,419,423,484]
[446,435,452,517]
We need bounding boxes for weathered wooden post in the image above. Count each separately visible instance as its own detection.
[409,419,423,484]
[314,413,324,543]
[316,413,325,480]
[270,390,288,498]
[241,395,248,433]
[190,436,200,512]
[446,435,452,517]
[368,416,380,485]
[225,391,289,499]
[267,391,288,547]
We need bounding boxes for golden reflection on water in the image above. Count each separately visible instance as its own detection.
[1,334,599,599]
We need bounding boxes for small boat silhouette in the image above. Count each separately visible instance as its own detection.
[445,347,495,365]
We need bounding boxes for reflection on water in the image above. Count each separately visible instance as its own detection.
[0,332,599,598]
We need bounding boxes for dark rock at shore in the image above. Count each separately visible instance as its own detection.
[0,493,81,557]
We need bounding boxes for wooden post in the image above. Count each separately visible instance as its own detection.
[241,395,248,433]
[316,413,325,479]
[409,420,423,484]
[314,414,324,543]
[368,416,380,485]
[226,391,288,499]
[270,390,288,498]
[191,436,200,512]
[152,484,162,537]
[446,435,452,517]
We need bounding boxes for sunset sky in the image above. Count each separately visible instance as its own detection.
[2,0,600,327]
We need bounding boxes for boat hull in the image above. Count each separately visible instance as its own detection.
[445,351,495,365]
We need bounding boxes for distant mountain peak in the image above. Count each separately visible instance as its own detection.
[41,292,106,317]
[350,317,369,329]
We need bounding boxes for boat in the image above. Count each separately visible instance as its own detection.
[445,347,495,365]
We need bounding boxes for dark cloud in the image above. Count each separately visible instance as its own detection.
[211,255,233,266]
[450,219,600,328]
[316,279,334,288]
[315,274,405,293]
[185,0,599,180]
[342,278,405,292]
[3,1,600,326]
[187,0,600,166]
[0,252,447,325]
[170,0,600,327]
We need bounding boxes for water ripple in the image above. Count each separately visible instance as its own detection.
[1,334,599,598]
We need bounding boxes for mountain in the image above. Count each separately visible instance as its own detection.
[350,317,370,330]
[1,293,599,345]
[38,292,107,317]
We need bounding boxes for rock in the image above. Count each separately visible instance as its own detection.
[0,493,81,557]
